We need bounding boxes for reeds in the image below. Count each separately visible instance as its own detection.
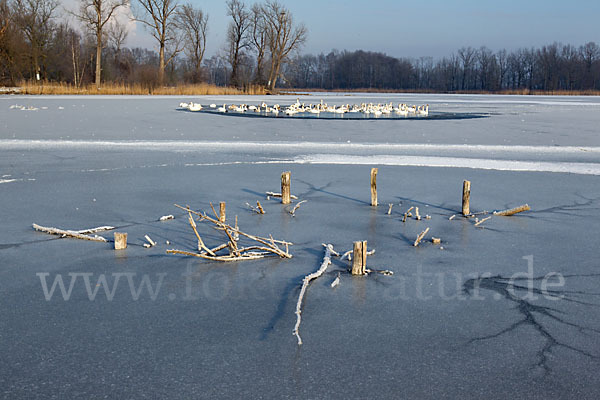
[17,81,266,96]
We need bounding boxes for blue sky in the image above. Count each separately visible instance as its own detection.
[126,0,600,59]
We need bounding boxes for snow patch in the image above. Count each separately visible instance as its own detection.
[292,154,600,175]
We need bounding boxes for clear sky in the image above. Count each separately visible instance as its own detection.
[122,0,600,59]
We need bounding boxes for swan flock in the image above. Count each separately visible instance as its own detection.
[179,99,429,117]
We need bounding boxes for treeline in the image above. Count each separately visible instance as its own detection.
[0,0,306,90]
[283,44,600,92]
[1,0,599,93]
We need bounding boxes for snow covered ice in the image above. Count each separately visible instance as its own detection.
[1,93,600,398]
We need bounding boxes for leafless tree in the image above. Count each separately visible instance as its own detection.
[457,46,476,90]
[0,0,8,39]
[176,3,207,83]
[108,18,128,54]
[249,2,267,85]
[72,0,127,88]
[10,0,58,79]
[580,42,600,88]
[225,0,250,87]
[496,49,508,89]
[262,0,306,91]
[134,0,182,84]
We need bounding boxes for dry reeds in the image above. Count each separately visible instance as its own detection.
[17,80,266,96]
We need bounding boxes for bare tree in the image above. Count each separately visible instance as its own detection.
[262,0,306,91]
[10,0,58,79]
[580,42,600,88]
[134,0,182,84]
[249,3,267,85]
[108,18,128,54]
[458,46,476,90]
[0,0,8,39]
[496,49,508,89]
[225,0,250,87]
[176,3,207,83]
[72,0,127,88]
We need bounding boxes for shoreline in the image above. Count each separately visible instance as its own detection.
[3,85,600,97]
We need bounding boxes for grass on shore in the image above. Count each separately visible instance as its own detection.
[7,81,600,96]
[17,81,267,96]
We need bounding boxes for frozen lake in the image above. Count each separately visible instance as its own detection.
[1,93,600,398]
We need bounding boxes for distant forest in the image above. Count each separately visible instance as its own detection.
[1,0,599,92]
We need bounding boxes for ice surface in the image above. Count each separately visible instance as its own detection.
[1,93,600,398]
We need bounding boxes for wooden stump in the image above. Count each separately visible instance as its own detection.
[219,201,226,222]
[352,240,367,275]
[114,232,127,250]
[462,180,471,216]
[281,171,291,205]
[370,168,378,206]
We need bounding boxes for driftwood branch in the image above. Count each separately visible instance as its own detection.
[494,204,531,216]
[144,235,156,247]
[413,227,430,247]
[33,223,108,242]
[169,204,293,261]
[166,249,267,261]
[331,272,341,288]
[474,216,492,227]
[266,191,298,200]
[247,201,265,214]
[293,244,338,345]
[77,226,115,234]
[289,200,307,216]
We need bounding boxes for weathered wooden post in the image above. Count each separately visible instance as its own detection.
[370,168,378,206]
[281,171,291,205]
[114,232,127,250]
[462,180,471,216]
[219,201,226,222]
[351,240,367,275]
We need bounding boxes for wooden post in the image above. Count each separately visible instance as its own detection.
[114,232,127,250]
[281,171,291,205]
[370,168,378,206]
[352,240,367,275]
[462,180,471,216]
[219,201,226,222]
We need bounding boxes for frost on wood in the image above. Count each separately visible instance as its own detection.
[494,204,531,216]
[266,191,298,200]
[413,227,430,247]
[144,235,157,247]
[33,223,108,242]
[289,200,307,216]
[330,272,341,288]
[77,226,115,234]
[474,216,492,227]
[293,243,338,345]
[246,201,265,214]
[167,204,292,262]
